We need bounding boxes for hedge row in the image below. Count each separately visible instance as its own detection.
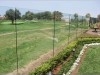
[58,38,100,74]
[58,41,83,74]
[29,40,78,75]
[29,38,100,75]
[78,38,100,45]
[79,33,100,38]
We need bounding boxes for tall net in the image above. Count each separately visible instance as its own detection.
[0,6,90,75]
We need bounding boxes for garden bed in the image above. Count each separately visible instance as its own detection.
[29,38,100,75]
[66,43,100,75]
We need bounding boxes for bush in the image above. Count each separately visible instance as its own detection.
[58,44,83,74]
[29,38,100,75]
[58,38,100,74]
[79,33,100,38]
[29,40,78,75]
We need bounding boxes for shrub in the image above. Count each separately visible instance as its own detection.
[29,38,100,75]
[29,40,78,75]
[58,38,100,74]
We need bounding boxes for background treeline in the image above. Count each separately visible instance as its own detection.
[2,8,100,25]
[21,11,63,21]
[4,8,63,24]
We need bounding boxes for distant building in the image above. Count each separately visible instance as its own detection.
[89,17,97,24]
[0,15,5,20]
[89,17,97,27]
[62,17,69,23]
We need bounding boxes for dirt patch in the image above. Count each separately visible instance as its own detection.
[52,63,62,74]
[52,54,72,75]
[86,29,100,36]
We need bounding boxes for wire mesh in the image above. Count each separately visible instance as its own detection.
[0,6,91,75]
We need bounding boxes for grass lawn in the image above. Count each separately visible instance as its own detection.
[0,20,87,74]
[78,45,100,75]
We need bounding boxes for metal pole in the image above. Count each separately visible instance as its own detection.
[53,12,55,56]
[76,17,78,40]
[77,17,79,40]
[80,16,83,40]
[81,16,82,34]
[81,16,84,44]
[82,16,84,34]
[68,15,70,43]
[15,8,18,74]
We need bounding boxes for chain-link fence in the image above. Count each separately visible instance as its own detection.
[0,6,90,75]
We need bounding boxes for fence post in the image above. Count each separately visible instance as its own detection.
[82,16,84,37]
[68,15,70,43]
[53,11,56,56]
[75,17,78,40]
[15,8,18,75]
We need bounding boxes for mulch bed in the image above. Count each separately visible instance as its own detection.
[86,29,100,35]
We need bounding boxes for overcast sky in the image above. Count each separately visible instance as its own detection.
[0,0,100,17]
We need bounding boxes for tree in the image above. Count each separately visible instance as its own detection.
[15,9,21,19]
[35,12,42,19]
[74,13,78,19]
[22,11,34,20]
[5,9,15,24]
[74,13,78,28]
[74,13,78,24]
[85,13,91,18]
[5,9,21,24]
[42,11,52,20]
[85,13,91,27]
[35,11,52,20]
[53,11,63,21]
[21,15,26,20]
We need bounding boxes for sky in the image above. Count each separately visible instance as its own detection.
[0,0,100,17]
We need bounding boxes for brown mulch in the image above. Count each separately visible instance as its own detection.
[86,29,100,35]
[52,63,62,74]
[52,54,72,75]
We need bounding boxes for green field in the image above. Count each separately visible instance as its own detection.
[78,45,100,75]
[0,19,87,74]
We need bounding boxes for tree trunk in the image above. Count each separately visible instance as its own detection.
[11,19,14,25]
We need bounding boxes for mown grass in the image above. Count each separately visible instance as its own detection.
[0,20,53,34]
[78,45,100,75]
[0,19,87,74]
